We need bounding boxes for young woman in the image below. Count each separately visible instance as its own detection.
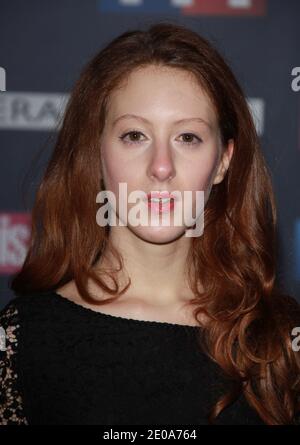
[0,22,300,425]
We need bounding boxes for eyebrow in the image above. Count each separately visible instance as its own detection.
[112,113,212,129]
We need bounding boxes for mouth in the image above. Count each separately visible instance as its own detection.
[146,191,177,200]
[146,196,175,214]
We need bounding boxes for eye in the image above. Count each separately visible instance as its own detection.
[119,130,146,145]
[178,133,202,146]
[118,130,202,146]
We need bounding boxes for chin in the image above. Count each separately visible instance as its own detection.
[128,225,187,244]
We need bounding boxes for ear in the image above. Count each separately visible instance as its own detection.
[213,139,234,185]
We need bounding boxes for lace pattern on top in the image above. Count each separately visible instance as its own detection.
[0,303,28,425]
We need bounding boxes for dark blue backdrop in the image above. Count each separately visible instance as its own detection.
[0,0,299,309]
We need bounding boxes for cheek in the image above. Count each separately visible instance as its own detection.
[184,154,219,207]
[183,141,220,184]
[187,162,217,193]
[101,145,138,197]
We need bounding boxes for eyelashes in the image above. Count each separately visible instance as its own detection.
[118,130,203,147]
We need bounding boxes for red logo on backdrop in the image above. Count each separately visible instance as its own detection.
[182,0,266,16]
[0,213,31,274]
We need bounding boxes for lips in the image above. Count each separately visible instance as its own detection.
[145,191,176,214]
[146,191,177,200]
[147,198,175,214]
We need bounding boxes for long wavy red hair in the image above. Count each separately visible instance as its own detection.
[10,21,300,424]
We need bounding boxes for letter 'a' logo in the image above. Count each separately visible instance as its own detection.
[0,67,6,92]
[0,327,6,351]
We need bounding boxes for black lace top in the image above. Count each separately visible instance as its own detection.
[0,290,266,425]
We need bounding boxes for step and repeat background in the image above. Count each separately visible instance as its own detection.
[0,0,300,309]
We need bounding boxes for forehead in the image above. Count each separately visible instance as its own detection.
[106,65,217,127]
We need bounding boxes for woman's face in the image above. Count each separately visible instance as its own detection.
[99,65,234,243]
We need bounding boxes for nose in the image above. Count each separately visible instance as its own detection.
[146,143,176,183]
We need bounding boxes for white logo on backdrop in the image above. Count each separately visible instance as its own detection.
[0,214,30,273]
[0,92,265,135]
[0,92,68,130]
[247,98,265,136]
[116,0,253,8]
